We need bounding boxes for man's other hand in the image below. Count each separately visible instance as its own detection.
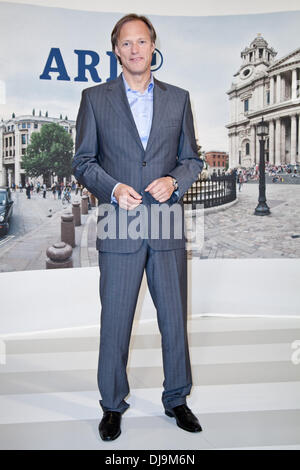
[144,177,174,203]
[114,184,142,210]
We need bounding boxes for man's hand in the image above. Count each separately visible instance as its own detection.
[144,177,174,203]
[114,183,142,210]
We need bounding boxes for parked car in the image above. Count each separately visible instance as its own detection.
[0,187,14,235]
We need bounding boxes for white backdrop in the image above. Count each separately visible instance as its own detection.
[1,0,300,16]
[1,258,300,336]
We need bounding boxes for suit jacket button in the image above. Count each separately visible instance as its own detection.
[142,161,147,166]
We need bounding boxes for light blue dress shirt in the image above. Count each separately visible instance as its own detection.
[111,73,178,203]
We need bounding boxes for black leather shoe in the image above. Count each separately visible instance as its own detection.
[99,411,122,441]
[165,404,202,433]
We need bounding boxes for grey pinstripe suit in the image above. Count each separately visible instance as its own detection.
[72,73,203,413]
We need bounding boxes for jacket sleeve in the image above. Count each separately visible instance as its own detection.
[167,91,203,200]
[72,89,119,203]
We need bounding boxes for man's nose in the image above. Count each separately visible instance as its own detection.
[131,42,139,53]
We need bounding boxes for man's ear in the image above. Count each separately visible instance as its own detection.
[114,46,120,60]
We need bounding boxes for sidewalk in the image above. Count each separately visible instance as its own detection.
[0,199,98,272]
[1,182,300,272]
[191,182,300,259]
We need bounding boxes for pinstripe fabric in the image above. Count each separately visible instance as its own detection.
[72,73,202,414]
[97,240,191,413]
[72,73,203,253]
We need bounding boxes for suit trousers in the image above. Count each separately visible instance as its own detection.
[97,239,192,414]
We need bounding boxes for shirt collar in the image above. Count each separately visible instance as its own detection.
[122,73,154,94]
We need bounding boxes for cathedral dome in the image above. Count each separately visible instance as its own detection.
[250,34,268,48]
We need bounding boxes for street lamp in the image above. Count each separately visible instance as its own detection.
[254,117,271,216]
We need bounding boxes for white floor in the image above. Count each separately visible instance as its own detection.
[0,315,300,450]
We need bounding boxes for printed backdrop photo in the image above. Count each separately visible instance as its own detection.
[0,1,300,272]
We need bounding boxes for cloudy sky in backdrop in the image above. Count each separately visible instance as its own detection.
[0,1,300,152]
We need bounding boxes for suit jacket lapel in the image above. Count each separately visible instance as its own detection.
[146,78,168,154]
[106,74,144,151]
[105,74,168,154]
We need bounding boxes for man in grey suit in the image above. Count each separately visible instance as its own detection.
[72,14,204,441]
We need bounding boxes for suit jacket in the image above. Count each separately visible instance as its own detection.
[72,73,203,253]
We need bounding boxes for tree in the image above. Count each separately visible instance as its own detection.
[22,122,73,182]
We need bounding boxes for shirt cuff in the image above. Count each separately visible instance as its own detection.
[173,189,179,201]
[111,182,120,203]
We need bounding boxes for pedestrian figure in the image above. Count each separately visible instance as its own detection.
[238,172,243,191]
[51,183,57,199]
[25,183,31,199]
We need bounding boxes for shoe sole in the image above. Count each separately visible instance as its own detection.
[100,429,121,441]
[165,410,202,433]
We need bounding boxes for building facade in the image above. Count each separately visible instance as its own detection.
[205,150,228,174]
[227,34,300,169]
[0,113,75,187]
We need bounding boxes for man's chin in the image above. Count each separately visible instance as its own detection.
[126,67,151,76]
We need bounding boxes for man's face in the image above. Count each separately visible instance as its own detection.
[115,20,155,77]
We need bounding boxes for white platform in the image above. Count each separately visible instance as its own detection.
[0,315,300,450]
[1,258,300,336]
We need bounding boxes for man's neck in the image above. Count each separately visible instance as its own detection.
[122,70,152,93]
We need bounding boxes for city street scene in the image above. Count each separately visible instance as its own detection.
[0,174,300,273]
[1,4,300,272]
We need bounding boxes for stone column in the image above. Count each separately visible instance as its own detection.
[1,166,6,187]
[61,212,75,248]
[270,76,275,105]
[298,115,300,163]
[81,194,89,215]
[72,201,81,226]
[235,132,239,167]
[230,97,234,123]
[252,88,257,111]
[14,128,21,186]
[275,118,281,165]
[281,119,286,164]
[276,74,281,103]
[255,86,260,110]
[231,132,236,167]
[281,75,286,101]
[46,242,73,269]
[8,169,12,187]
[291,114,297,165]
[229,134,233,166]
[258,84,264,109]
[292,69,297,101]
[268,120,275,165]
